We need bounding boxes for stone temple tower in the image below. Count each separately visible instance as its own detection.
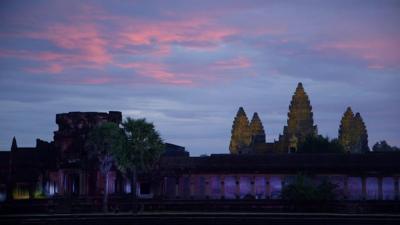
[278,82,318,152]
[338,107,369,153]
[229,107,252,154]
[250,112,266,144]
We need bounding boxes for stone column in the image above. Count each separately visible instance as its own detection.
[344,176,348,199]
[220,175,225,199]
[378,177,383,200]
[59,170,64,195]
[175,176,180,199]
[394,177,399,200]
[205,176,210,199]
[361,177,367,200]
[251,176,256,197]
[266,176,270,199]
[162,177,167,196]
[79,171,85,196]
[235,176,240,199]
[189,175,195,199]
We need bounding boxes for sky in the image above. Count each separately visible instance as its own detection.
[0,0,399,155]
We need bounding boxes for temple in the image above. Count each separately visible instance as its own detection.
[229,82,318,154]
[338,107,369,153]
[278,82,318,152]
[0,83,399,210]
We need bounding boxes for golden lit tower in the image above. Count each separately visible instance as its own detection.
[339,107,369,153]
[278,82,317,152]
[353,112,369,153]
[338,107,355,152]
[250,112,266,144]
[229,107,252,154]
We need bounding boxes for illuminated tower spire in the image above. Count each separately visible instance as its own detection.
[279,82,317,152]
[229,107,251,154]
[353,112,369,153]
[250,112,266,144]
[339,108,369,153]
[339,107,355,152]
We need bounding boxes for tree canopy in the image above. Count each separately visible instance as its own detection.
[85,122,126,212]
[372,140,400,152]
[112,117,164,174]
[85,118,164,211]
[85,122,126,174]
[297,135,344,153]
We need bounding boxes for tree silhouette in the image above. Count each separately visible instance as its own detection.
[372,140,400,152]
[297,135,344,153]
[85,122,126,212]
[113,117,164,212]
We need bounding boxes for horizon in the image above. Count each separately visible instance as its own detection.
[0,0,399,155]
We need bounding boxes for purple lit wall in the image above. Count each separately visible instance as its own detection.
[348,177,362,200]
[382,177,395,200]
[366,177,378,200]
[224,176,236,199]
[160,174,399,200]
[189,176,205,199]
[179,176,191,198]
[254,176,266,199]
[270,176,282,199]
[239,176,251,198]
[165,177,176,198]
[210,176,221,199]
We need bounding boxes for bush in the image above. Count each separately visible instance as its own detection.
[281,174,339,203]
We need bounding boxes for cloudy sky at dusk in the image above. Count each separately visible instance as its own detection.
[0,0,399,155]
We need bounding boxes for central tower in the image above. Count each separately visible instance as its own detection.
[278,82,317,152]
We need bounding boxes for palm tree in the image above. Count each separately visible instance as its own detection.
[85,122,126,212]
[113,117,164,212]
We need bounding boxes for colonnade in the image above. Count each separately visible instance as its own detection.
[163,174,400,200]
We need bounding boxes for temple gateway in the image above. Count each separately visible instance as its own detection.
[0,83,399,207]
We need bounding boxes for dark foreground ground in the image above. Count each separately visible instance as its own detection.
[1,212,400,225]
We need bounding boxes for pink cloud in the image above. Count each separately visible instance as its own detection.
[0,23,112,75]
[27,24,112,66]
[25,64,63,74]
[213,56,252,69]
[79,77,112,85]
[117,62,193,85]
[0,50,67,62]
[314,38,400,69]
[117,18,237,51]
[0,3,282,86]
